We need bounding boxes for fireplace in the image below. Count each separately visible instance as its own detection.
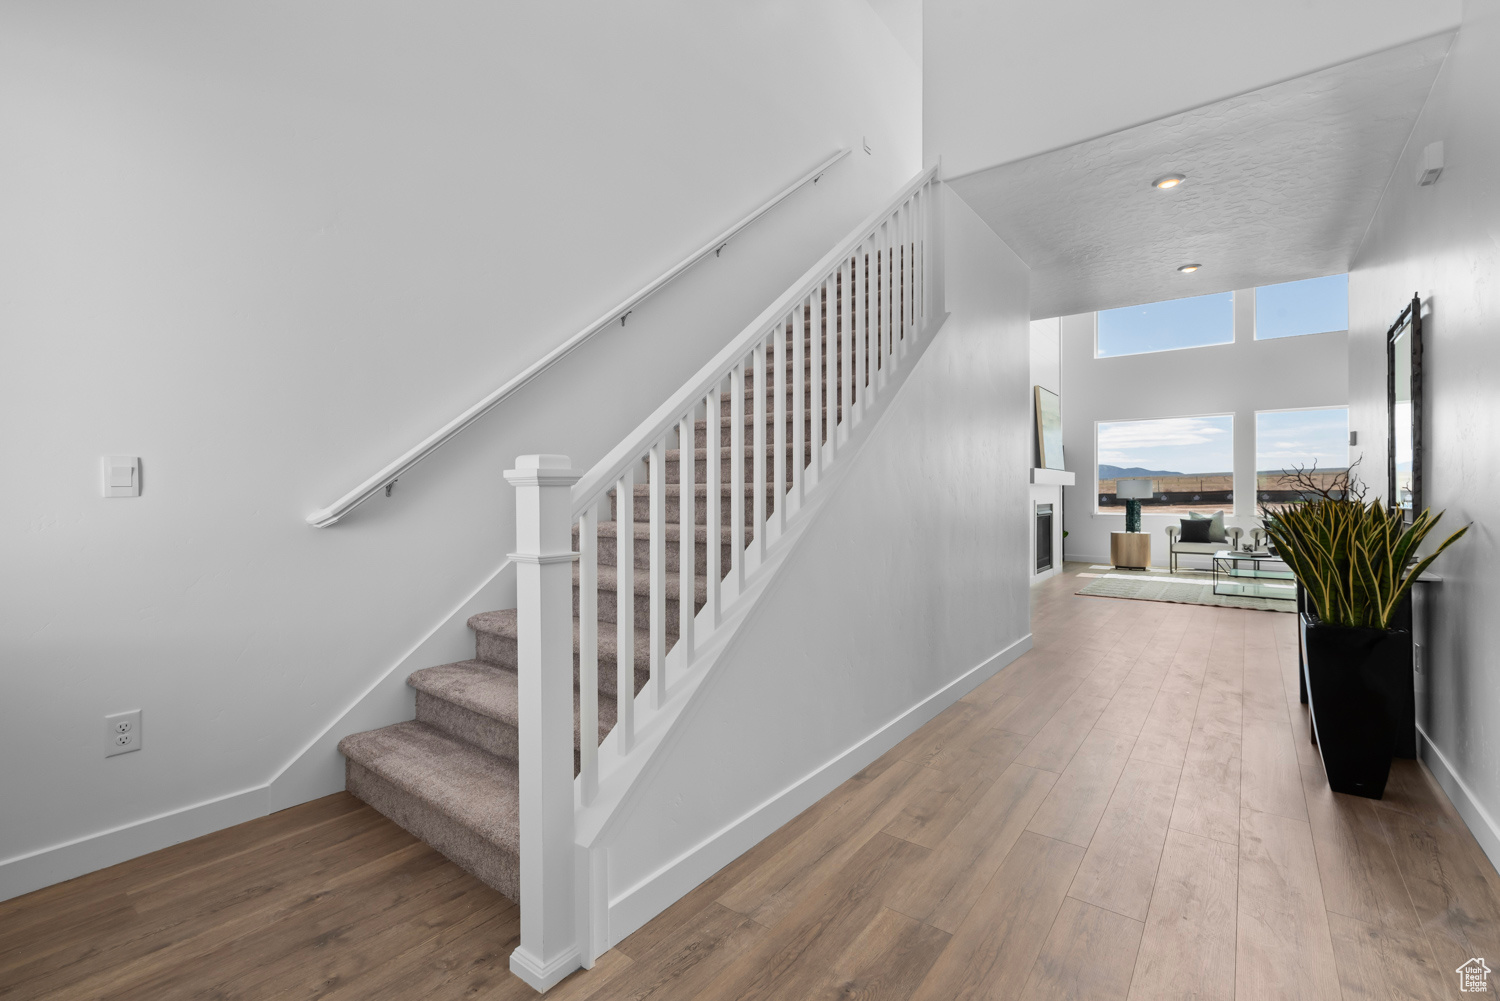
[1036,503,1054,573]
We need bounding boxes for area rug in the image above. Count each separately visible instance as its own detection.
[1075,567,1295,613]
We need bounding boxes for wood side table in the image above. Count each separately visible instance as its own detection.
[1110,531,1151,569]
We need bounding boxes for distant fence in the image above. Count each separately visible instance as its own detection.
[1097,468,1348,512]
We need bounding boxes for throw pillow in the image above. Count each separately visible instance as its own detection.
[1187,509,1228,542]
[1179,519,1212,543]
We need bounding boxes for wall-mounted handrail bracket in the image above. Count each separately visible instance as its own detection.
[305,147,850,528]
[384,481,397,498]
[619,311,632,327]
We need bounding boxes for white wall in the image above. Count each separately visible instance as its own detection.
[1059,297,1348,566]
[863,0,922,66]
[1030,317,1062,424]
[596,187,1032,935]
[924,0,1462,177]
[0,0,920,893]
[1347,0,1500,865]
[1029,317,1064,581]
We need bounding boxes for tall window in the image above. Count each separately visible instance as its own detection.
[1096,415,1234,514]
[1096,291,1234,358]
[1255,274,1348,339]
[1255,408,1350,503]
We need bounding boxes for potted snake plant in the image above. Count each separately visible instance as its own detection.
[1263,468,1466,798]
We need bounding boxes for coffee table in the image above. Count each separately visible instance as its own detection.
[1212,550,1296,600]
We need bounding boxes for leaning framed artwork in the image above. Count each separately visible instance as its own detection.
[1035,386,1064,469]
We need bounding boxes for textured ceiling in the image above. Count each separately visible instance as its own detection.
[947,34,1453,319]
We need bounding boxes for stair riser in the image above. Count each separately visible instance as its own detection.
[611,490,776,525]
[722,398,856,424]
[729,380,858,403]
[416,690,518,764]
[660,452,810,486]
[474,633,648,698]
[575,586,706,636]
[594,532,735,575]
[346,760,520,903]
[694,418,839,449]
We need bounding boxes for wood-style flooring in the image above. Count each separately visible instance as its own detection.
[6,563,1500,999]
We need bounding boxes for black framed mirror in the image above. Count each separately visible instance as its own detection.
[1386,293,1422,523]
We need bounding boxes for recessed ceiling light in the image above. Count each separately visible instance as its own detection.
[1153,174,1187,189]
[1177,263,1201,273]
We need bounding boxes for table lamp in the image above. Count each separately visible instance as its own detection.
[1115,478,1153,533]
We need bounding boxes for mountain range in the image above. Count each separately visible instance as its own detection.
[1098,464,1184,478]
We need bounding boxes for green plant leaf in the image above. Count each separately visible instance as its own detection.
[1262,497,1467,630]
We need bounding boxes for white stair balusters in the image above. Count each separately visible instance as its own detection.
[614,468,635,754]
[509,168,940,987]
[792,302,806,512]
[705,383,723,629]
[678,415,696,667]
[578,508,599,806]
[731,360,747,597]
[647,439,667,710]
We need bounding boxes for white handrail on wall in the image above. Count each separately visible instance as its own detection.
[304,147,852,528]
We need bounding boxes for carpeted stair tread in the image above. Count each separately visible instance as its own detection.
[409,659,519,722]
[468,608,521,637]
[663,445,816,465]
[699,405,844,424]
[339,720,520,854]
[630,481,780,498]
[409,658,619,748]
[580,562,707,603]
[469,609,653,691]
[592,520,736,543]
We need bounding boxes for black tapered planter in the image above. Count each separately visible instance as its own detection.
[1301,613,1411,799]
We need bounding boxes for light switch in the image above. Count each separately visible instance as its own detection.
[102,456,141,498]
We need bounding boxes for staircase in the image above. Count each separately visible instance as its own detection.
[338,313,838,902]
[337,166,939,990]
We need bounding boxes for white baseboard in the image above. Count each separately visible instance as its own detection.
[0,784,269,902]
[509,944,583,993]
[0,561,515,904]
[603,631,1033,946]
[1416,723,1500,873]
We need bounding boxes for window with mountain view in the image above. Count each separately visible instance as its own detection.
[1255,274,1348,339]
[1097,414,1235,514]
[1255,408,1349,504]
[1095,291,1234,357]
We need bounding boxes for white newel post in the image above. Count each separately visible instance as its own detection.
[505,454,583,993]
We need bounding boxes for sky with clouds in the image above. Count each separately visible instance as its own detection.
[1096,409,1348,475]
[1097,292,1233,357]
[1255,408,1349,472]
[1098,415,1233,474]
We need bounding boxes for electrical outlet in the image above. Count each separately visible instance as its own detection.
[105,710,143,757]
